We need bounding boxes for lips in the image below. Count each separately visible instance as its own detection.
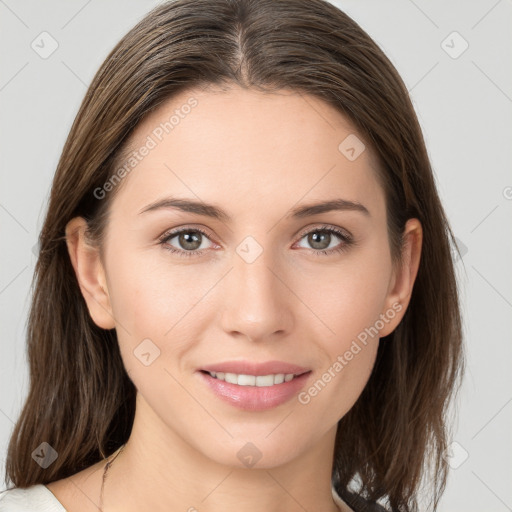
[196,360,311,411]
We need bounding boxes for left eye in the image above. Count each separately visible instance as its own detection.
[292,227,354,256]
[295,227,350,252]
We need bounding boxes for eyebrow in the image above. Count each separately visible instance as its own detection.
[138,197,370,221]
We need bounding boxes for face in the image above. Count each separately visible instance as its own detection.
[70,85,416,469]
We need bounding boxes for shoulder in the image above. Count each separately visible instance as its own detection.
[0,484,67,512]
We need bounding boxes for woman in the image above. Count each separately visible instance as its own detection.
[0,0,464,511]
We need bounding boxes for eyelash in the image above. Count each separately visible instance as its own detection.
[158,224,354,259]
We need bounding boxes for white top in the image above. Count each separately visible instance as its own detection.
[0,484,66,511]
[0,483,348,511]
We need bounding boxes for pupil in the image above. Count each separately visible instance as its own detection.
[180,231,201,250]
[309,231,330,250]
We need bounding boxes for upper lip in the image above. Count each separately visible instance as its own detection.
[200,360,310,377]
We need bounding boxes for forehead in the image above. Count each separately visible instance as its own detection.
[109,85,385,221]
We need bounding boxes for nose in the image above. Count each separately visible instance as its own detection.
[220,244,294,343]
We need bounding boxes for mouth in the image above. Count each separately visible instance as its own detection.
[197,369,313,411]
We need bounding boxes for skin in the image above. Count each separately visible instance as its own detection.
[47,85,422,512]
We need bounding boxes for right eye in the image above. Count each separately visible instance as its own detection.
[159,227,216,258]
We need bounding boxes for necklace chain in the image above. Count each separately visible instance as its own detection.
[98,444,125,512]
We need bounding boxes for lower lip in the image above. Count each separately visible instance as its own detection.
[197,371,312,411]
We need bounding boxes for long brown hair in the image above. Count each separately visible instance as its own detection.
[4,1,464,510]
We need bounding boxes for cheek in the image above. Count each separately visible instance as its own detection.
[107,248,208,334]
[106,252,208,405]
[295,268,384,423]
[292,240,392,345]
[290,244,390,416]
[105,244,244,391]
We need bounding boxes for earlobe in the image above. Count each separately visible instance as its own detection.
[379,218,423,337]
[65,217,116,330]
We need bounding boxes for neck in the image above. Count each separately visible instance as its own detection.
[103,393,344,512]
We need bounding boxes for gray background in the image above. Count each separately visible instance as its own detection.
[1,0,511,510]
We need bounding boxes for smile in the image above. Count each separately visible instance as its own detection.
[198,370,312,411]
[206,371,299,386]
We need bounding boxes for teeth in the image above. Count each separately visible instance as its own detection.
[208,371,297,386]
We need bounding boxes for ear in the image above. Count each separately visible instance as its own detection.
[65,217,116,330]
[379,218,423,337]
